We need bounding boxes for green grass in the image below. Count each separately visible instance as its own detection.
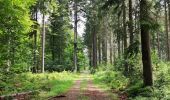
[0,71,78,99]
[48,80,73,96]
[92,71,125,100]
[93,77,111,91]
[38,79,75,99]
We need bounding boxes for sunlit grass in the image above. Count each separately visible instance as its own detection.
[0,71,78,99]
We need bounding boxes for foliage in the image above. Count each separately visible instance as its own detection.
[44,0,87,72]
[0,71,78,99]
[93,53,170,99]
[0,0,36,74]
[93,70,129,91]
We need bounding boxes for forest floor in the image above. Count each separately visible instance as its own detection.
[50,74,120,100]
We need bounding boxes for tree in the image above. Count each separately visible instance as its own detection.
[129,0,134,45]
[0,0,36,73]
[38,0,57,73]
[166,0,170,60]
[73,0,78,72]
[30,4,39,73]
[140,0,153,86]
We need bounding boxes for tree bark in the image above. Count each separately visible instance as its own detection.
[167,0,170,60]
[33,11,38,73]
[123,0,127,50]
[140,0,153,86]
[41,13,45,73]
[74,0,78,72]
[102,38,107,64]
[109,32,113,64]
[117,16,121,57]
[123,0,129,75]
[98,36,101,64]
[92,26,97,68]
[129,0,134,45]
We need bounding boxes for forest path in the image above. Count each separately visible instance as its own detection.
[50,74,119,100]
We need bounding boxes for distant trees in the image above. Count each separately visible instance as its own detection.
[83,0,160,86]
[0,0,170,88]
[0,0,87,74]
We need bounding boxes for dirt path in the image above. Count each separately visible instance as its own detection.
[50,75,119,100]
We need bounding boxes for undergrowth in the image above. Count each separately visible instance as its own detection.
[93,56,170,100]
[0,71,78,99]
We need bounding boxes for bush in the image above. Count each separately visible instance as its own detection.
[94,71,129,91]
[0,71,78,99]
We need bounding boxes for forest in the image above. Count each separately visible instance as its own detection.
[0,0,170,100]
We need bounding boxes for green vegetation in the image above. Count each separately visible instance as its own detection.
[93,54,170,99]
[1,0,170,99]
[0,72,78,99]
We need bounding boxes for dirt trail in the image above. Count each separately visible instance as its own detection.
[50,75,119,100]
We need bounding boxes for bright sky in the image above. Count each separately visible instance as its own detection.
[77,16,86,37]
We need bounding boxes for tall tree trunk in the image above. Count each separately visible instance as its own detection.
[33,30,37,73]
[41,13,45,73]
[51,35,55,62]
[109,32,113,64]
[135,0,141,42]
[74,0,78,72]
[167,0,170,60]
[123,1,127,50]
[33,11,38,73]
[88,47,93,67]
[102,38,107,64]
[92,27,97,68]
[113,42,116,64]
[123,0,128,75]
[117,16,121,57]
[129,0,134,45]
[98,36,101,64]
[140,0,153,86]
[165,0,170,60]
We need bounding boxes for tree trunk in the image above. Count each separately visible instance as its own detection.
[102,38,107,64]
[123,1,127,50]
[109,32,113,64]
[33,30,37,73]
[33,11,38,73]
[140,0,153,86]
[167,0,170,60]
[92,27,97,68]
[123,0,128,75]
[117,16,121,57]
[74,0,78,72]
[129,0,134,45]
[41,13,45,73]
[98,36,101,64]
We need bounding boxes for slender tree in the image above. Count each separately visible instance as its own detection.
[129,0,134,45]
[74,0,78,72]
[167,0,170,60]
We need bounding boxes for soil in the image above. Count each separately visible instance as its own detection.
[50,75,125,100]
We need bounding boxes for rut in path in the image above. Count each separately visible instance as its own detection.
[50,75,118,100]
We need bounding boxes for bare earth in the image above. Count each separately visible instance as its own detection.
[50,75,119,100]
